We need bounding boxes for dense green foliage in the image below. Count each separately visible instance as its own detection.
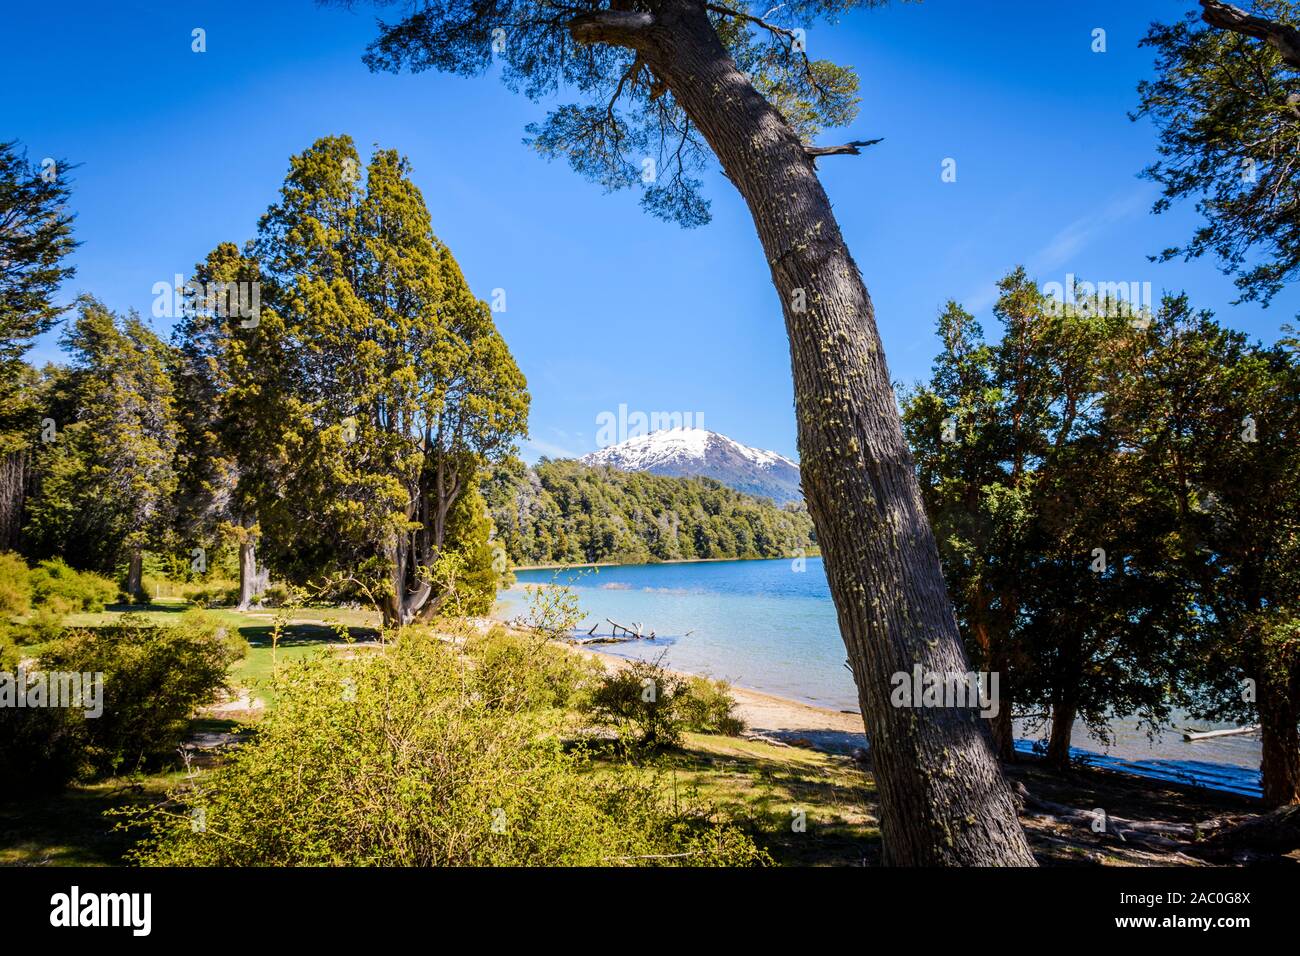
[485,457,817,566]
[23,301,180,594]
[248,136,528,624]
[122,630,768,866]
[0,612,242,791]
[1136,1,1300,309]
[0,141,76,463]
[0,554,121,644]
[7,137,524,623]
[27,558,119,613]
[0,551,31,617]
[904,267,1300,802]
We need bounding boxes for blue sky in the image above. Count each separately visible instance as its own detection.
[6,0,1296,462]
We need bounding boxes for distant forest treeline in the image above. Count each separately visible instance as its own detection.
[483,458,817,567]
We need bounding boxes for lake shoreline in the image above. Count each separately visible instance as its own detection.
[485,609,870,753]
[496,556,1266,799]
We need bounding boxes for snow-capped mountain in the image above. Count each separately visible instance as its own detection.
[580,428,803,504]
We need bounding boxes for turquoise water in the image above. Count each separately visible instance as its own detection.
[501,557,1263,797]
[508,557,857,710]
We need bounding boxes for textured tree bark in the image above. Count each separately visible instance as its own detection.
[0,450,27,553]
[126,549,144,600]
[381,532,432,628]
[573,1,1035,865]
[1259,672,1300,806]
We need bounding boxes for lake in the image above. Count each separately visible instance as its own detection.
[500,556,1263,797]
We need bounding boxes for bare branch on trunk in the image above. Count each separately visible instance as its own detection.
[1201,0,1300,69]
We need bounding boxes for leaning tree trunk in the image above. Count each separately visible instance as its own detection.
[1259,671,1300,806]
[573,2,1035,865]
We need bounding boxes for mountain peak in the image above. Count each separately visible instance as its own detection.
[580,428,802,504]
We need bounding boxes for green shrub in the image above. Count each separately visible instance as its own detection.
[467,627,605,712]
[678,676,745,736]
[261,583,291,607]
[28,558,119,613]
[22,595,75,644]
[189,582,240,608]
[0,625,19,670]
[0,552,32,617]
[35,611,244,777]
[0,624,91,791]
[121,632,768,867]
[0,693,89,792]
[584,657,691,756]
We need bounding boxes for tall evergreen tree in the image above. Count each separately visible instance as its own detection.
[25,300,180,594]
[0,141,77,552]
[1105,296,1300,805]
[252,137,528,625]
[172,243,285,607]
[903,271,1188,770]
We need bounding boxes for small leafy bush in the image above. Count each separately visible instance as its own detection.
[467,627,605,712]
[27,611,244,779]
[261,583,291,607]
[189,582,240,608]
[584,657,689,756]
[0,551,32,617]
[23,595,75,644]
[679,676,745,736]
[28,558,119,613]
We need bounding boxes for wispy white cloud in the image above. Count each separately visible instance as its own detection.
[960,189,1151,314]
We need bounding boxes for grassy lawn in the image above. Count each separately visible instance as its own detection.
[53,599,384,705]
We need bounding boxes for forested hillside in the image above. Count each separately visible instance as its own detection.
[484,458,817,567]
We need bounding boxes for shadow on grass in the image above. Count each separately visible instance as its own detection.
[0,772,178,867]
[103,601,190,614]
[238,622,378,648]
[649,738,881,866]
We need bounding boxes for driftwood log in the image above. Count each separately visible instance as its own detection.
[1182,724,1260,741]
[1188,805,1300,863]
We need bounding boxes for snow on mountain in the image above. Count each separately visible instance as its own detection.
[580,428,803,504]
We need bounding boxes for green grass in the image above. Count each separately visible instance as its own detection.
[653,733,879,866]
[53,600,384,706]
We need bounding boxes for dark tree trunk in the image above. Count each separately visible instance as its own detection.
[237,536,269,611]
[126,549,144,601]
[1259,672,1300,806]
[0,450,27,553]
[972,615,1016,761]
[1046,698,1076,769]
[992,697,1016,763]
[574,2,1034,865]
